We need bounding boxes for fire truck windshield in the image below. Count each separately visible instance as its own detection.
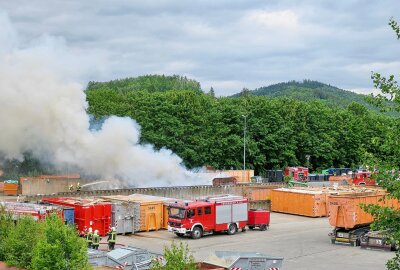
[168,207,186,219]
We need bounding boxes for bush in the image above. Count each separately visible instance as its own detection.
[151,241,197,270]
[0,207,14,261]
[4,215,42,269]
[31,214,91,270]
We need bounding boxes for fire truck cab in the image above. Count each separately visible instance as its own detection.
[351,171,375,186]
[168,195,248,239]
[284,167,309,181]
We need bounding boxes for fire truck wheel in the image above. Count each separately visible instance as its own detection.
[227,224,237,235]
[191,227,203,239]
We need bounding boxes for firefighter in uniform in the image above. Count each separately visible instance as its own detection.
[107,227,117,251]
[92,230,100,250]
[85,227,93,248]
[76,182,81,192]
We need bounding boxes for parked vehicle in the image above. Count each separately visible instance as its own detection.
[247,209,270,231]
[360,231,399,251]
[328,191,399,247]
[284,167,309,181]
[167,195,270,239]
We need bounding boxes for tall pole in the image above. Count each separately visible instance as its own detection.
[242,115,247,182]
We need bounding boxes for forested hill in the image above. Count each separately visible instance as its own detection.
[85,75,400,175]
[232,80,372,109]
[86,75,202,93]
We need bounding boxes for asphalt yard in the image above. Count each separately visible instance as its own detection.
[117,212,392,270]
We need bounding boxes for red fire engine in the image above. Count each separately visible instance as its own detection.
[168,195,253,239]
[350,171,376,186]
[284,167,309,181]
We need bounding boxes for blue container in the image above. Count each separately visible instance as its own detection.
[63,207,75,226]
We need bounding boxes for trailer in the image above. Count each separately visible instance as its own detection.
[360,231,399,251]
[168,195,249,239]
[247,209,270,231]
[328,191,400,246]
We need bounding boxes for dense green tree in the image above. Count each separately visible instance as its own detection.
[0,207,13,261]
[363,18,400,270]
[4,216,42,269]
[31,214,90,270]
[86,82,400,174]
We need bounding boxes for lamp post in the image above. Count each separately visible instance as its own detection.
[241,115,247,182]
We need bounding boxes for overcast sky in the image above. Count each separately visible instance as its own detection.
[1,1,399,96]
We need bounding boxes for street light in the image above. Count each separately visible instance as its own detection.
[241,115,247,182]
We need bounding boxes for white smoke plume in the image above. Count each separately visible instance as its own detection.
[0,12,206,187]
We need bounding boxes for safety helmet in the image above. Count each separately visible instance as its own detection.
[88,228,93,233]
[94,230,99,234]
[112,227,116,231]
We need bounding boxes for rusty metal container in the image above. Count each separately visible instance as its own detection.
[329,175,352,185]
[270,188,329,217]
[328,192,400,229]
[3,181,18,196]
[221,170,254,183]
[100,194,165,232]
[20,175,81,195]
[243,186,279,201]
[248,200,271,211]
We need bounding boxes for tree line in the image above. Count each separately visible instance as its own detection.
[86,84,400,174]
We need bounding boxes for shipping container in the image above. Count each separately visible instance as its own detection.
[63,207,75,226]
[212,177,237,186]
[248,200,271,211]
[221,170,254,183]
[3,180,18,196]
[270,188,329,217]
[328,192,400,229]
[243,186,278,201]
[20,175,81,195]
[100,195,165,232]
[110,202,140,234]
[42,197,112,236]
[0,201,63,221]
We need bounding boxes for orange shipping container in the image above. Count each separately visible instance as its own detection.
[3,182,18,196]
[328,193,400,229]
[270,188,329,217]
[222,170,254,183]
[100,194,166,232]
[244,186,279,201]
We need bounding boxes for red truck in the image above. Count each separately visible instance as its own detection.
[167,195,270,239]
[351,171,375,186]
[284,167,309,181]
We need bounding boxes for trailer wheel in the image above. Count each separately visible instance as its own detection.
[391,244,399,251]
[260,224,267,231]
[191,227,203,239]
[227,224,237,235]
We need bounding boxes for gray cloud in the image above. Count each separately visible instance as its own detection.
[1,1,399,96]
